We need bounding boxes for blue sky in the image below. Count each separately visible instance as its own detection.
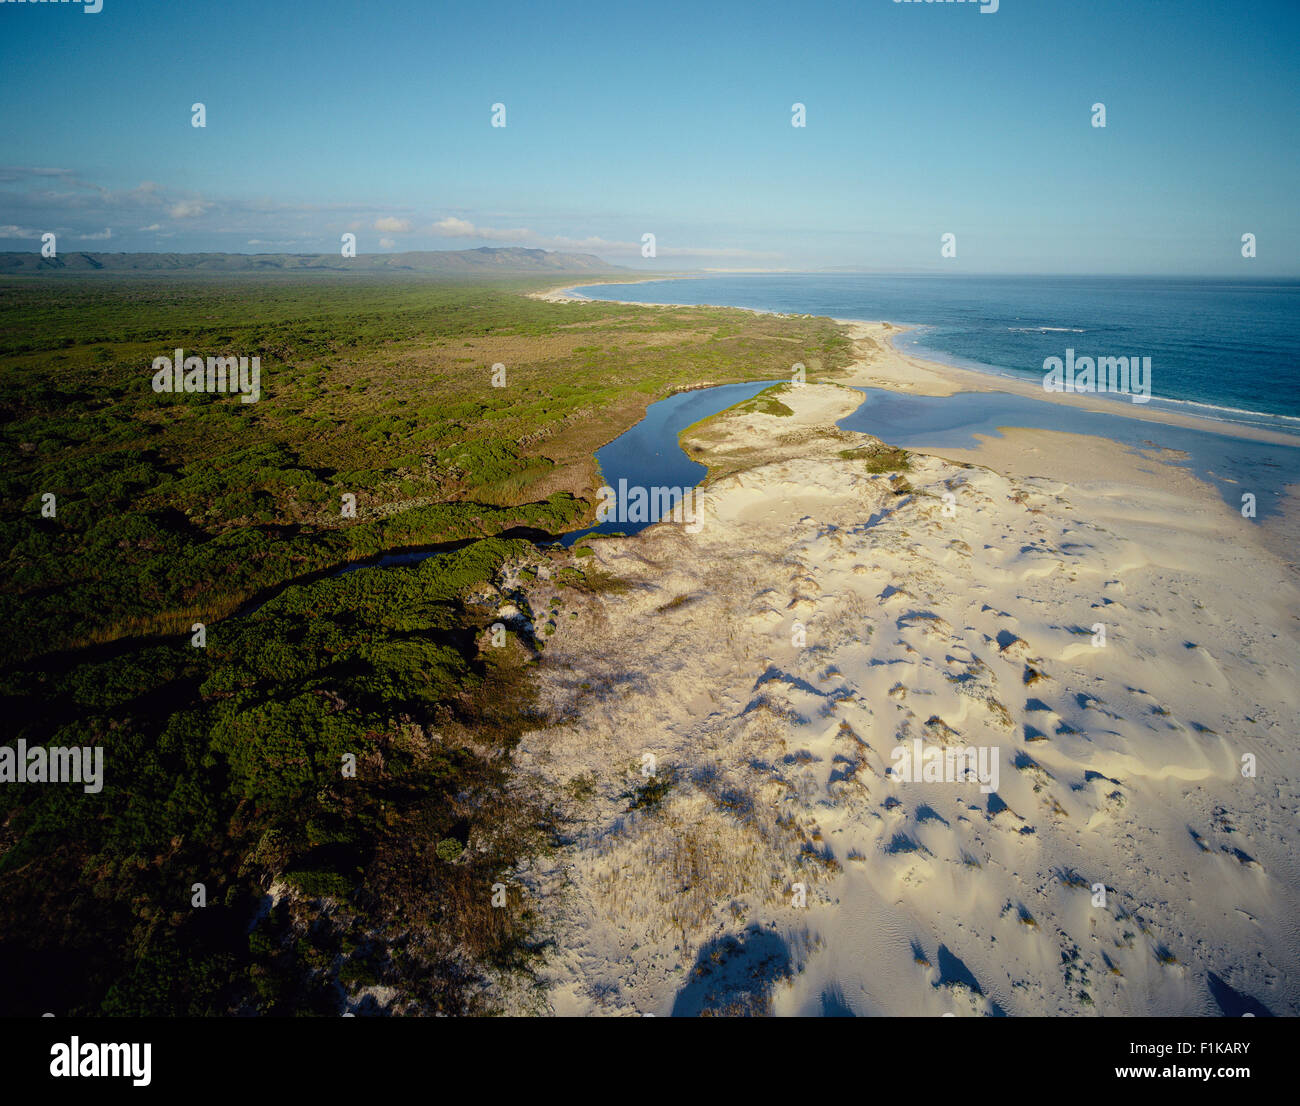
[1,0,1297,273]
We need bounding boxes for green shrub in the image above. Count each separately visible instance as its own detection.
[435,838,464,862]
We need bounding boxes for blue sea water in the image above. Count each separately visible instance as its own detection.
[573,274,1300,525]
[577,275,1300,434]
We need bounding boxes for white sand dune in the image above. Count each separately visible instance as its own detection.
[508,338,1300,1017]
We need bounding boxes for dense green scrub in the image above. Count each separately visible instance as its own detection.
[0,272,851,1014]
[0,274,848,661]
[0,538,550,1015]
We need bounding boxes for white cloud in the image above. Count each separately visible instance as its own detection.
[432,216,478,237]
[0,165,783,262]
[81,227,113,241]
[432,216,530,242]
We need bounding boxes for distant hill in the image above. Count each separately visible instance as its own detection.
[0,246,625,275]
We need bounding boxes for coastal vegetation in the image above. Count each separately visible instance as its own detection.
[0,272,852,1014]
[838,443,912,473]
[0,274,849,661]
[733,385,796,418]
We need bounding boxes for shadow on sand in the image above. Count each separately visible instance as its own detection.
[671,927,793,1017]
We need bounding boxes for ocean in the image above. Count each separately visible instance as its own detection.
[575,274,1300,435]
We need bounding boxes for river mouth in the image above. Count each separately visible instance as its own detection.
[183,374,1300,626]
[216,372,1300,622]
[333,372,1288,582]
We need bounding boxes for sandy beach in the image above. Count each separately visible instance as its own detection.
[535,282,1299,447]
[527,275,699,305]
[505,302,1300,1016]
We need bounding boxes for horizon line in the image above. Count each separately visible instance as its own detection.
[2,250,1297,281]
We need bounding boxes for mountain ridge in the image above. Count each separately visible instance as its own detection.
[0,246,625,275]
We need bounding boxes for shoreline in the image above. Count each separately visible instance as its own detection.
[873,323,1299,446]
[527,273,702,304]
[529,278,1300,449]
[515,374,1300,1016]
[527,279,1299,565]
